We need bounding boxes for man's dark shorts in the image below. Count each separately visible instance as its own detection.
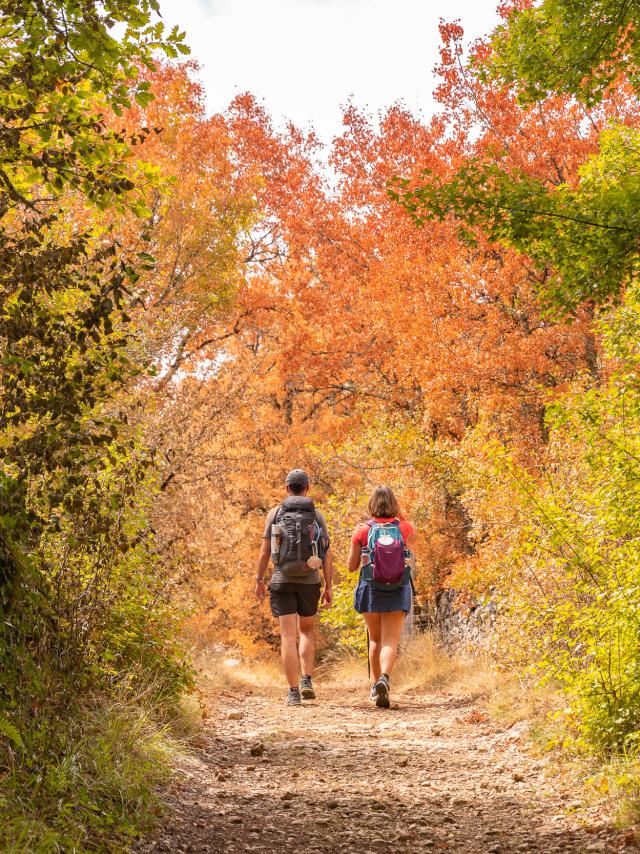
[269,582,321,618]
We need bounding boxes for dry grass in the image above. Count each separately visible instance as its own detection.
[395,634,560,729]
[316,653,369,688]
[196,649,284,697]
[485,672,562,732]
[317,632,559,741]
[394,632,496,694]
[195,632,500,699]
[194,632,553,732]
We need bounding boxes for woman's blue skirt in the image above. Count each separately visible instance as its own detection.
[354,578,412,614]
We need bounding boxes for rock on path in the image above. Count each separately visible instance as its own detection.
[136,676,635,853]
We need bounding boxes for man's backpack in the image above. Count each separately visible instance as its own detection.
[362,519,408,590]
[271,496,324,574]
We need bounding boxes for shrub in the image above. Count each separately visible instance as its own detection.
[464,287,640,755]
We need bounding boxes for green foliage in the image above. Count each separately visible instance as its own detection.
[0,0,188,208]
[0,694,188,852]
[0,1,187,601]
[393,123,640,314]
[479,287,640,753]
[485,0,640,106]
[0,2,193,848]
[395,6,640,758]
[319,572,367,656]
[602,755,640,824]
[395,0,640,755]
[393,1,640,316]
[0,715,23,750]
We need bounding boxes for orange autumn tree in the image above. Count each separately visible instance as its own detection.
[105,35,636,652]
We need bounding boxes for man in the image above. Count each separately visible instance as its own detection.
[255,469,333,706]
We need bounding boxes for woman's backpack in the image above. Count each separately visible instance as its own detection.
[271,496,325,574]
[363,519,408,590]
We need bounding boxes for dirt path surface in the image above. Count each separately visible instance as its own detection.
[137,673,634,854]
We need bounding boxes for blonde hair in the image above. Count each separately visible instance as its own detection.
[367,485,400,518]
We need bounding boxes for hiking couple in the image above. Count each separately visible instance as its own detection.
[255,469,415,708]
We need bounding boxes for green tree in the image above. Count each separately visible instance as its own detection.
[486,0,640,107]
[475,287,640,753]
[393,124,640,313]
[0,0,186,609]
[0,0,186,206]
[0,5,191,846]
[393,3,640,315]
[394,2,640,755]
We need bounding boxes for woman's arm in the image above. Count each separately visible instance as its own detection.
[346,542,362,573]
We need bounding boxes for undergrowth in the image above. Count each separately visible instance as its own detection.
[0,685,201,853]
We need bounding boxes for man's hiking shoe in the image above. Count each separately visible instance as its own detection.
[286,687,302,706]
[370,685,377,702]
[300,675,316,700]
[373,674,391,709]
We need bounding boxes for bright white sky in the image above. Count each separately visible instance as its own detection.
[158,0,500,141]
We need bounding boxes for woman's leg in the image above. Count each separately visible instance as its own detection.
[362,612,382,681]
[379,611,406,677]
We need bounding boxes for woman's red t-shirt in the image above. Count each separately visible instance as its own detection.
[351,517,415,548]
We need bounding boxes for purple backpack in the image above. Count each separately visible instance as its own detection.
[364,519,407,590]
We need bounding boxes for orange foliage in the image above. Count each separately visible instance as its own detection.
[105,38,637,650]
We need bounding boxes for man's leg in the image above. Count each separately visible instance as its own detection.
[379,611,406,676]
[278,613,300,688]
[362,612,382,681]
[298,615,316,678]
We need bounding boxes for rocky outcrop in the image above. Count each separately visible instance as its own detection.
[418,588,497,653]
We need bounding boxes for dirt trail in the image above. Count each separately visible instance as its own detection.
[137,670,633,854]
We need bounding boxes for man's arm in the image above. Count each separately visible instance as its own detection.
[320,547,333,606]
[255,538,270,603]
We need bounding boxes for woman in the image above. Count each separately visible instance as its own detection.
[347,485,415,708]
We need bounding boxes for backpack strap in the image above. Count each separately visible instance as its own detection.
[295,515,302,561]
[312,511,322,544]
[363,520,377,564]
[366,518,402,538]
[387,518,405,546]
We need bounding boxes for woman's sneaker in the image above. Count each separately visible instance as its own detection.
[300,675,316,700]
[373,674,390,708]
[286,687,302,706]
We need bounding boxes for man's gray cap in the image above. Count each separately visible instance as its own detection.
[285,469,310,489]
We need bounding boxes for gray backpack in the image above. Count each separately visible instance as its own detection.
[271,496,324,574]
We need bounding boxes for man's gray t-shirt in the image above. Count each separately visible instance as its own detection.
[263,505,329,586]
